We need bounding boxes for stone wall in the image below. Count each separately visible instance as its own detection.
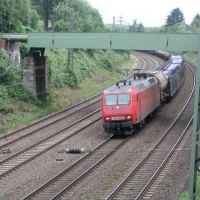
[23,56,48,98]
[0,39,20,69]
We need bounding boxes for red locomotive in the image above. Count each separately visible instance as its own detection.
[101,53,185,135]
[101,74,161,135]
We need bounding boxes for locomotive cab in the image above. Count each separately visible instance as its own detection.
[102,92,135,135]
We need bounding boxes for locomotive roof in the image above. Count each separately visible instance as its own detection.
[170,54,184,61]
[103,76,158,94]
[164,63,180,71]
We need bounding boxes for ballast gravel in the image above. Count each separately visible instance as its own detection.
[0,58,194,200]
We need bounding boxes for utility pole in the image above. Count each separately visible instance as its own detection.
[112,17,116,31]
[117,14,124,28]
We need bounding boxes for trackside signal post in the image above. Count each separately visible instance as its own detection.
[1,32,200,199]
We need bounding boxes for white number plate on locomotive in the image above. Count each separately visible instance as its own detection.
[111,116,125,120]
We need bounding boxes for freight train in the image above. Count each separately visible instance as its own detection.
[101,54,185,135]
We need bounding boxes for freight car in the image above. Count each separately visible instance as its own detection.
[161,54,185,100]
[101,54,185,135]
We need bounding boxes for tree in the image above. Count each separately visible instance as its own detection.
[43,0,65,31]
[31,0,65,31]
[0,0,32,33]
[138,23,144,32]
[51,0,105,32]
[165,22,190,33]
[30,9,41,31]
[129,19,144,32]
[165,7,184,27]
[190,14,200,32]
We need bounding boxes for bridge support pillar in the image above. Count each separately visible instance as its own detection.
[23,52,48,99]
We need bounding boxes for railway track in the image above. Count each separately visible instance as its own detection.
[20,63,194,200]
[0,52,172,200]
[0,52,162,161]
[23,136,130,200]
[132,51,163,70]
[0,52,161,150]
[0,110,101,178]
[0,93,101,148]
[22,60,193,200]
[127,51,164,80]
[103,62,195,199]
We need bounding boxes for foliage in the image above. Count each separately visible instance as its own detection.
[7,82,36,101]
[46,48,130,89]
[184,52,197,64]
[190,14,200,32]
[179,172,200,200]
[0,96,15,114]
[0,0,33,33]
[30,9,41,30]
[144,26,163,33]
[0,46,134,132]
[129,19,144,32]
[0,85,14,114]
[0,52,36,102]
[51,0,105,32]
[0,0,199,34]
[30,0,105,32]
[165,7,184,27]
[53,19,70,32]
[20,43,30,59]
[164,22,190,33]
[159,7,199,33]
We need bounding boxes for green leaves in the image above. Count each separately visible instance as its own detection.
[0,0,32,33]
[51,0,105,32]
[0,53,35,102]
[190,14,200,32]
[165,7,184,27]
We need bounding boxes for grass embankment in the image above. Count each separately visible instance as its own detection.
[0,50,137,134]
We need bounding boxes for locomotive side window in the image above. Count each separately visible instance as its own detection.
[118,94,130,105]
[105,95,117,105]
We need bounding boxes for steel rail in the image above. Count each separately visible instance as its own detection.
[105,63,195,199]
[0,110,101,178]
[23,136,130,199]
[0,99,100,150]
[0,93,101,142]
[135,116,193,199]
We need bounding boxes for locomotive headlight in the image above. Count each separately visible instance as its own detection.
[105,117,112,120]
[125,116,131,119]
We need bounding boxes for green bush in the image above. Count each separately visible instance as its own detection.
[0,55,36,103]
[51,70,78,88]
[0,85,8,99]
[7,83,35,102]
[46,48,130,89]
[0,97,14,113]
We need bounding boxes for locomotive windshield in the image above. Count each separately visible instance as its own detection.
[105,94,130,105]
[105,95,117,105]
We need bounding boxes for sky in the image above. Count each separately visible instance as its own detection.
[87,0,199,27]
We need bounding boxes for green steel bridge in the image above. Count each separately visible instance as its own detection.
[1,32,200,199]
[1,32,199,51]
